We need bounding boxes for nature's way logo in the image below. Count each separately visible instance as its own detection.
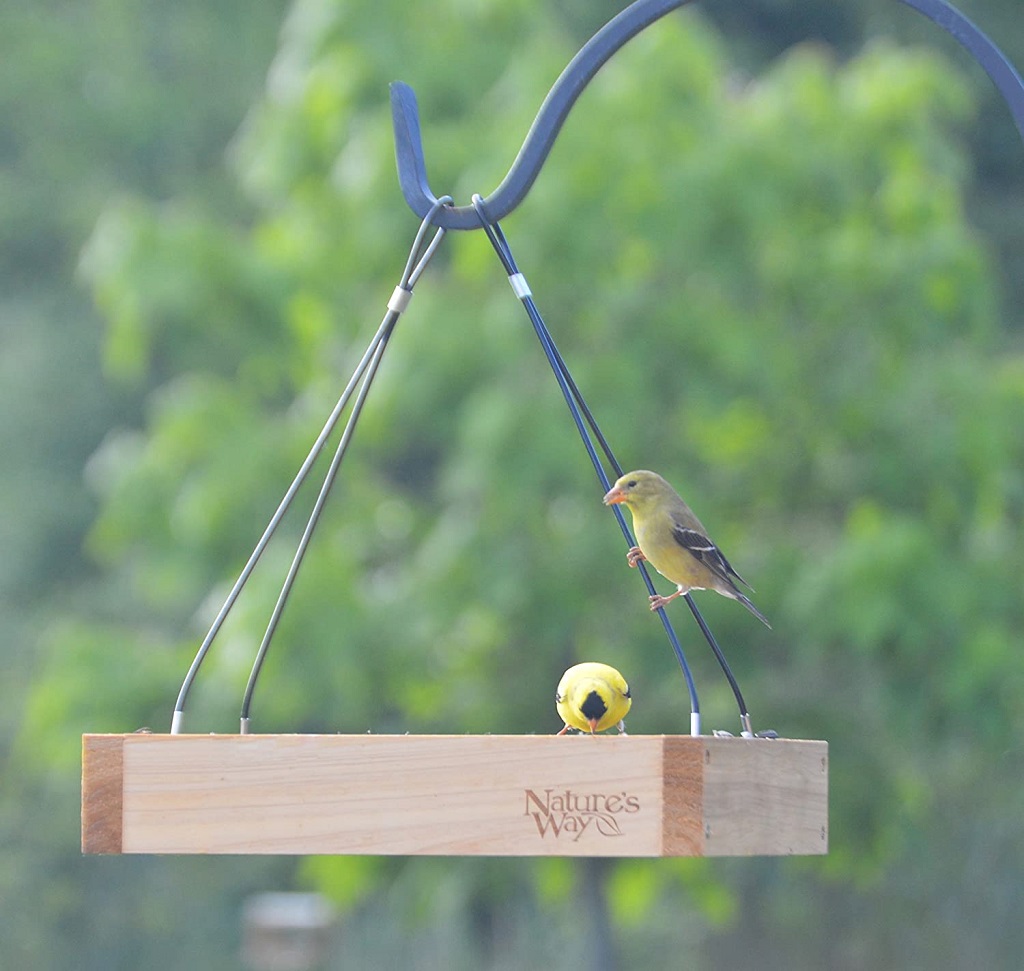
[524,788,641,841]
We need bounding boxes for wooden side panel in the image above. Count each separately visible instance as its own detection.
[81,735,125,854]
[118,734,666,856]
[701,737,828,856]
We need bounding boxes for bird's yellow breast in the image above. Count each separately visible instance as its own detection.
[633,507,704,589]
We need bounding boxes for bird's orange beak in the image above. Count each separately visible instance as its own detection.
[587,717,600,733]
[603,486,625,506]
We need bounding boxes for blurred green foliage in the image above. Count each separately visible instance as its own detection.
[4,0,1024,969]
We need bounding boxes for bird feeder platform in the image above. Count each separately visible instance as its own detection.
[82,733,827,856]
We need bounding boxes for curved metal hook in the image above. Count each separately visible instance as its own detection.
[390,0,1024,230]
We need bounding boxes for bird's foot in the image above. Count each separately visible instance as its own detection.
[648,591,681,611]
[626,546,645,568]
[617,721,628,736]
[556,725,570,736]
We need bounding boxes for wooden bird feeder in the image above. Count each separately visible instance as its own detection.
[82,0,1024,860]
[82,733,827,856]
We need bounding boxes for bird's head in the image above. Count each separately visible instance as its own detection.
[602,470,671,512]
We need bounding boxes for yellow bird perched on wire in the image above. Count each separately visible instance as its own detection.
[603,470,771,628]
[555,662,631,735]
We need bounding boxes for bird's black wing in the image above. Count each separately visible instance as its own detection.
[671,523,753,591]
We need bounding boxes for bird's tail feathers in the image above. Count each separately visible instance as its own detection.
[735,592,771,629]
[730,568,755,592]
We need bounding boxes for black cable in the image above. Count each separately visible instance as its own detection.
[170,315,398,734]
[170,198,451,733]
[471,196,711,733]
[238,204,450,733]
[474,196,758,735]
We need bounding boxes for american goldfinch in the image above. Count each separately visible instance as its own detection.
[603,470,771,628]
[555,662,631,735]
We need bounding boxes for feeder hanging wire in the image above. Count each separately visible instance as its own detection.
[170,197,453,734]
[472,195,765,738]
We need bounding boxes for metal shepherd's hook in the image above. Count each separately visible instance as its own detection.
[390,0,1024,230]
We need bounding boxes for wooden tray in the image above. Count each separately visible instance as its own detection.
[82,733,827,856]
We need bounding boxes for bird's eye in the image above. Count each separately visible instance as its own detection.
[627,480,637,488]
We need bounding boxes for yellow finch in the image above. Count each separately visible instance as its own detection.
[555,662,631,735]
[603,470,770,628]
